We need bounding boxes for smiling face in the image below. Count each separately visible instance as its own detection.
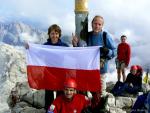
[92,16,104,34]
[49,30,60,44]
[64,87,76,100]
[47,24,61,44]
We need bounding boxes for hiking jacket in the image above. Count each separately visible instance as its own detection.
[117,42,131,66]
[44,38,68,47]
[48,94,90,113]
[87,31,117,74]
[125,73,142,89]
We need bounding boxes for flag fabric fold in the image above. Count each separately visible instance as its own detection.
[26,44,101,92]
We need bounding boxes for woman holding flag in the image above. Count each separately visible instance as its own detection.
[25,24,69,112]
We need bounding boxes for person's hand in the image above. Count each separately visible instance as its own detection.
[129,83,133,87]
[72,33,79,47]
[100,59,105,68]
[24,42,29,49]
[100,47,109,56]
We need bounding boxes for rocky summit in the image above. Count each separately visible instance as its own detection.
[0,43,150,113]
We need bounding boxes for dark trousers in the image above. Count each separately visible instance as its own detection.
[111,81,124,96]
[45,90,54,112]
[111,81,140,96]
[45,90,63,112]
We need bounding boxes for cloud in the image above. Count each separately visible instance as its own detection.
[88,0,150,39]
[0,16,7,22]
[19,32,39,43]
[0,0,74,30]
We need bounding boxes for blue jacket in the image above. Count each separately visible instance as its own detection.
[44,39,68,47]
[131,93,148,113]
[87,31,116,74]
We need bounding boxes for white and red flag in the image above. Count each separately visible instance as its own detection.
[26,44,101,92]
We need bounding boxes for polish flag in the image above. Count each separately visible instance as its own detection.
[26,44,101,92]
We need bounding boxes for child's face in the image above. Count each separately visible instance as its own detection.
[49,30,60,43]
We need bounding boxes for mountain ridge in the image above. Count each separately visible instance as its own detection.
[0,22,47,46]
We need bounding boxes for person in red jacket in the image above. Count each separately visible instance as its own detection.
[116,35,131,82]
[47,78,90,113]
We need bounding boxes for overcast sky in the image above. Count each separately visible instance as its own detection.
[0,0,150,70]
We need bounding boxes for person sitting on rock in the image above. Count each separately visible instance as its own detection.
[47,78,91,113]
[111,65,142,96]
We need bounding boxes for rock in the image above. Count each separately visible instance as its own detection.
[7,82,45,110]
[11,102,45,113]
[107,93,115,107]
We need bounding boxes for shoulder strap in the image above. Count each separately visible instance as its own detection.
[87,31,93,45]
[103,31,107,47]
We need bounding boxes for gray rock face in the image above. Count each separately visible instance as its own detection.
[7,82,45,113]
[104,92,135,113]
[0,44,27,113]
[0,43,47,113]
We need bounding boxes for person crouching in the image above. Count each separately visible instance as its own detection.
[47,78,90,113]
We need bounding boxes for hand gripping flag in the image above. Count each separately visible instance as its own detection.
[26,44,101,92]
